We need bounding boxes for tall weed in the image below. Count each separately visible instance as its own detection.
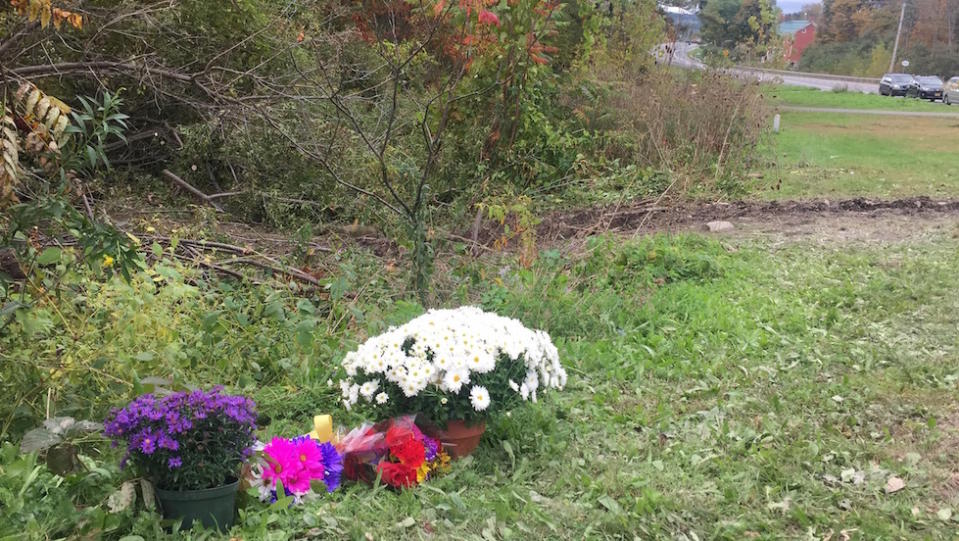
[601,69,770,194]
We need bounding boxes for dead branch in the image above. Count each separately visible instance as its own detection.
[217,256,322,286]
[10,61,194,82]
[161,169,224,212]
[207,191,245,200]
[170,253,250,282]
[147,236,326,287]
[0,22,39,59]
[146,235,251,254]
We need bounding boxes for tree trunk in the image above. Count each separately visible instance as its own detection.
[409,216,433,308]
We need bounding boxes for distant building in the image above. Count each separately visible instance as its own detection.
[780,20,816,65]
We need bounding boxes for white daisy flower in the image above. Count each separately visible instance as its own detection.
[360,380,379,401]
[375,392,389,404]
[469,385,491,411]
[443,367,469,393]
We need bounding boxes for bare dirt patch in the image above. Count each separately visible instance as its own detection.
[532,197,959,246]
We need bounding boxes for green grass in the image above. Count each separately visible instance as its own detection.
[761,112,959,199]
[769,86,952,112]
[5,231,959,539]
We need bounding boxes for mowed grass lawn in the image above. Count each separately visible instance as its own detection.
[240,234,959,540]
[770,86,950,112]
[5,227,959,539]
[762,112,959,199]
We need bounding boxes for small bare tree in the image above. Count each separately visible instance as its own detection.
[261,1,510,304]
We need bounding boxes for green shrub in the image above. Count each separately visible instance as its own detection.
[0,252,395,442]
[0,443,127,539]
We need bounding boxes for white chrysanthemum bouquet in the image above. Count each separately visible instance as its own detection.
[338,307,567,424]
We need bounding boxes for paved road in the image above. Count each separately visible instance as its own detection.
[660,42,879,94]
[779,105,959,118]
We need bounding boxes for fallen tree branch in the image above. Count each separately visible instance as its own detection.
[170,253,251,282]
[10,61,194,83]
[161,169,224,212]
[146,235,332,255]
[0,22,39,59]
[218,256,322,286]
[103,129,167,152]
[207,191,245,200]
[146,235,327,287]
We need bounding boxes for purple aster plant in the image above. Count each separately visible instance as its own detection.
[104,387,257,490]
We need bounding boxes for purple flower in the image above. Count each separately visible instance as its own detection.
[319,441,343,492]
[139,434,157,455]
[168,456,182,469]
[424,437,439,462]
[158,434,179,451]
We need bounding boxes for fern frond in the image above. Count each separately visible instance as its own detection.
[15,82,72,150]
[1,109,22,206]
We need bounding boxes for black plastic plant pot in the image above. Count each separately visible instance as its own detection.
[155,478,239,531]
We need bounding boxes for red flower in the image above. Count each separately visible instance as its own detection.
[384,423,426,468]
[378,461,418,488]
[392,439,426,468]
[478,10,500,26]
[385,424,415,448]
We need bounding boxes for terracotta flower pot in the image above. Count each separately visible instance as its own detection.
[436,419,486,458]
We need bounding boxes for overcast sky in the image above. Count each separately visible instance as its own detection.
[778,0,817,14]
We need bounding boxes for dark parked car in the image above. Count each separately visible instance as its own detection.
[879,73,915,96]
[907,76,944,100]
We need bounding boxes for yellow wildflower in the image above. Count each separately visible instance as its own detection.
[417,462,431,483]
[102,254,115,268]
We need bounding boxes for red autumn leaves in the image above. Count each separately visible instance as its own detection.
[347,0,556,68]
[477,9,500,27]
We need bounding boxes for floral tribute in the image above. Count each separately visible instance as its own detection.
[340,416,450,489]
[253,436,343,503]
[103,387,257,490]
[247,416,446,499]
[338,306,567,424]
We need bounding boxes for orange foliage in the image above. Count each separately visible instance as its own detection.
[907,0,958,48]
[10,0,83,30]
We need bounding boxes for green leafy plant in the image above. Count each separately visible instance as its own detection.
[0,442,129,539]
[65,91,129,174]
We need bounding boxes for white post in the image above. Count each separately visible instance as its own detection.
[773,113,781,133]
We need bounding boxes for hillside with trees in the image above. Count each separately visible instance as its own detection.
[801,0,959,76]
